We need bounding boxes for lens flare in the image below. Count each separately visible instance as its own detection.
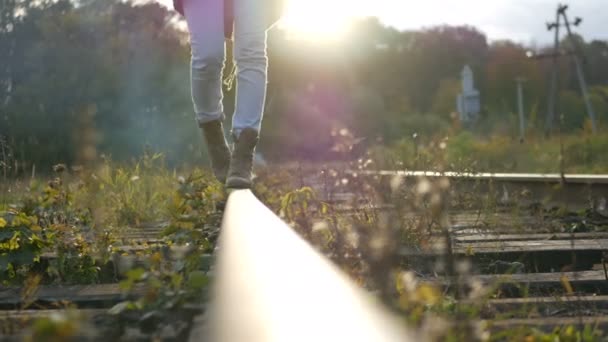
[280,0,360,40]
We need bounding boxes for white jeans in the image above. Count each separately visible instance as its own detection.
[184,0,268,138]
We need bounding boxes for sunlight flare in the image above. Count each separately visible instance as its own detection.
[280,0,363,40]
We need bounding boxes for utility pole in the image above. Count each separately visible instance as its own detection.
[545,6,561,136]
[516,77,527,143]
[542,4,597,136]
[561,8,597,133]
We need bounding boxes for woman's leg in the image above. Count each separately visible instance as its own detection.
[184,0,231,183]
[225,0,267,189]
[184,0,225,124]
[231,0,268,137]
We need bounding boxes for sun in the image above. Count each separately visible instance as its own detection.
[157,0,368,40]
[280,0,361,40]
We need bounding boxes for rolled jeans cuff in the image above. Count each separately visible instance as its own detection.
[196,111,226,126]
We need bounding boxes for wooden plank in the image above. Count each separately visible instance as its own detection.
[456,239,608,253]
[463,295,608,315]
[483,295,608,306]
[449,220,552,230]
[452,232,608,243]
[488,315,608,329]
[333,204,395,212]
[0,308,105,320]
[403,239,608,256]
[448,216,556,231]
[0,284,144,306]
[115,232,164,240]
[449,226,581,236]
[473,270,607,285]
[40,243,202,260]
[430,271,608,290]
[449,216,607,228]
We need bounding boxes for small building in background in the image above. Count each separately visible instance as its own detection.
[457,65,480,124]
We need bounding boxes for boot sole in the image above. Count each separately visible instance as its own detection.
[226,176,252,189]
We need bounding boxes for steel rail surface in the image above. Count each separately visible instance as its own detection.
[352,170,608,184]
[198,190,412,342]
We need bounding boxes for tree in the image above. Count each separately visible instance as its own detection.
[484,41,543,119]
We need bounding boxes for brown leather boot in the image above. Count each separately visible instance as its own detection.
[226,128,258,189]
[200,120,231,183]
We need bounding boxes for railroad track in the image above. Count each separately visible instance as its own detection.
[320,171,608,335]
[315,170,608,211]
[419,173,608,335]
[2,172,608,340]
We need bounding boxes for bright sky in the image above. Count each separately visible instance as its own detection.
[157,0,608,44]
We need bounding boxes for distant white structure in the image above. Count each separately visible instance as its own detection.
[457,65,480,124]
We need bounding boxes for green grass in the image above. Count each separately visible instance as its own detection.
[370,131,608,174]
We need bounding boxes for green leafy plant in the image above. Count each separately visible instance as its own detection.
[163,170,224,244]
[0,212,47,284]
